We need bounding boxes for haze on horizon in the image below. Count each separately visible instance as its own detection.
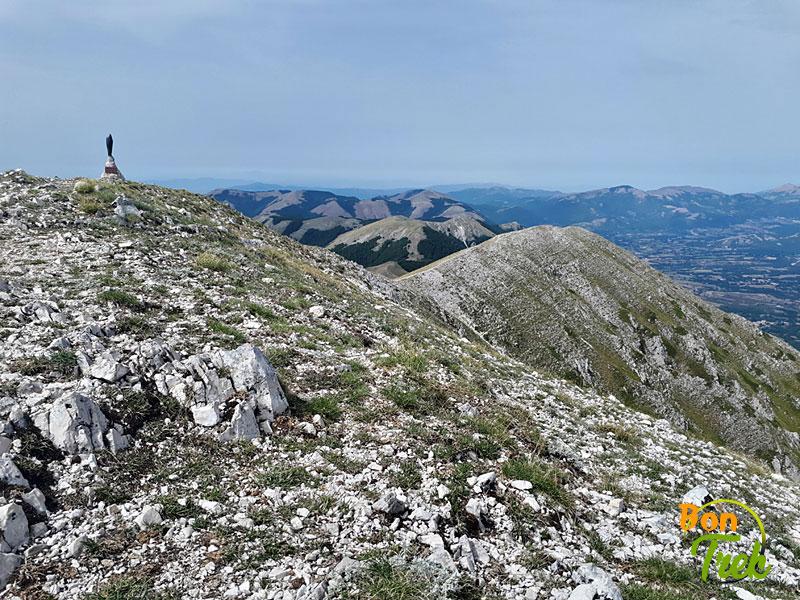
[1,0,799,193]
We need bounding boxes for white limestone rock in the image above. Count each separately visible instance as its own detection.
[86,350,130,382]
[22,488,47,515]
[0,552,23,591]
[38,392,109,454]
[682,485,711,506]
[0,504,28,551]
[0,457,29,489]
[135,505,163,530]
[162,344,287,437]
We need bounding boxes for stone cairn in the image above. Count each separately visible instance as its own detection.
[101,133,125,181]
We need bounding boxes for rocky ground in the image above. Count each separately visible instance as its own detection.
[0,169,798,599]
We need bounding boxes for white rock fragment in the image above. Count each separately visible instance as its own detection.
[198,500,222,515]
[135,505,163,530]
[159,344,287,437]
[39,392,109,454]
[570,564,622,600]
[373,493,407,517]
[308,305,326,318]
[22,488,47,514]
[0,456,29,488]
[87,350,130,382]
[0,552,23,590]
[510,479,533,491]
[682,485,711,506]
[605,498,625,517]
[0,504,29,551]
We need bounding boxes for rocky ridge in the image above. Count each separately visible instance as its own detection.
[401,226,800,478]
[0,170,798,599]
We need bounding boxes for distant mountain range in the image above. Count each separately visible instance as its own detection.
[209,187,506,271]
[209,181,800,348]
[469,184,800,233]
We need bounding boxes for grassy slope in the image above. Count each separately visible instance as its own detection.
[401,225,800,471]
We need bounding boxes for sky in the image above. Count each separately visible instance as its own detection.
[1,0,799,192]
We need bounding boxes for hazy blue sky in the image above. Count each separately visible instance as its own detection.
[1,0,798,191]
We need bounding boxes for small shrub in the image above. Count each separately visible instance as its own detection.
[256,466,314,488]
[78,197,104,214]
[85,577,178,600]
[596,423,640,445]
[195,252,231,273]
[207,318,246,343]
[74,179,96,194]
[15,350,77,378]
[98,289,143,310]
[267,347,295,368]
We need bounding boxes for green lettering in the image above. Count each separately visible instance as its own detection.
[745,540,772,580]
[691,533,740,581]
[726,553,749,580]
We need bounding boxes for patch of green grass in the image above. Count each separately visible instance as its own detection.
[78,196,104,214]
[15,350,77,377]
[267,347,296,368]
[74,179,97,193]
[378,348,429,373]
[391,461,422,490]
[98,289,143,310]
[195,252,231,273]
[586,529,613,561]
[504,494,539,542]
[501,459,573,510]
[115,315,155,336]
[84,577,178,600]
[324,451,367,475]
[621,584,689,600]
[339,362,370,402]
[596,423,641,445]
[280,296,311,310]
[155,495,202,520]
[634,558,695,584]
[439,432,502,461]
[256,466,315,488]
[357,558,434,600]
[207,318,246,343]
[101,389,184,433]
[384,379,447,415]
[242,301,278,320]
[304,394,342,421]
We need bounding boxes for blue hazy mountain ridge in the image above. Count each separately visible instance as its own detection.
[209,187,490,223]
[472,185,800,231]
[208,187,501,272]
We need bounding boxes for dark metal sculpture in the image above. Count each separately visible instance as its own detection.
[106,134,113,157]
